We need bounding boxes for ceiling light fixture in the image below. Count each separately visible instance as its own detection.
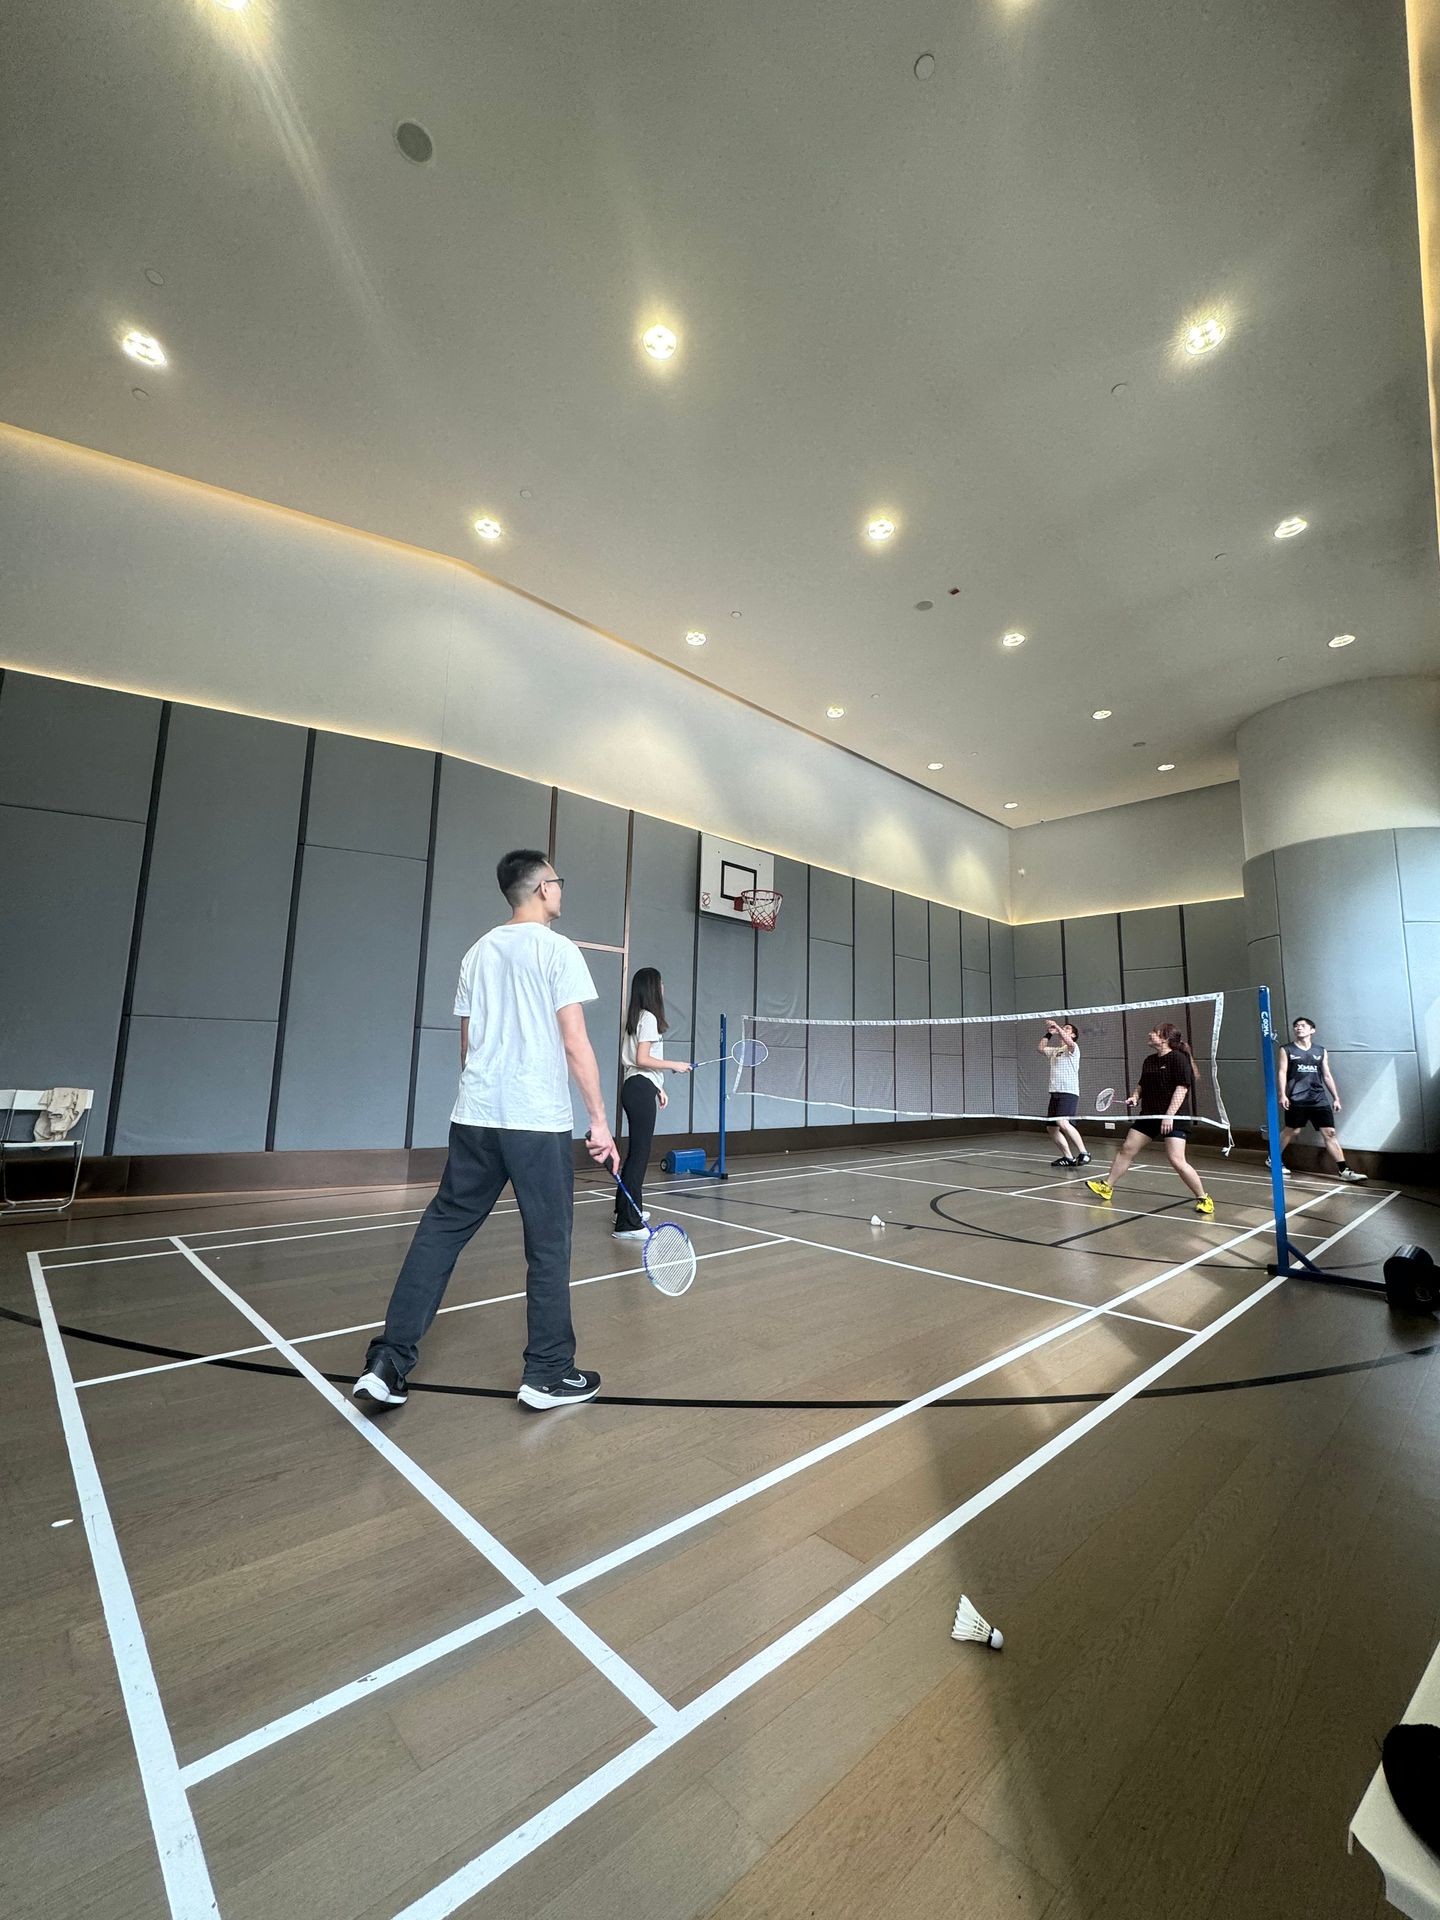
[1329,633,1356,649]
[865,518,896,542]
[1184,317,1226,356]
[1003,801,1020,810]
[472,517,503,541]
[826,705,846,719]
[1001,631,1026,649]
[1274,516,1308,539]
[1157,762,1176,772]
[212,0,249,10]
[1091,708,1112,720]
[394,121,434,164]
[120,330,166,368]
[642,324,677,361]
[684,630,707,647]
[927,761,944,771]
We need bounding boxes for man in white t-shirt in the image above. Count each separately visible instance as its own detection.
[354,850,619,1413]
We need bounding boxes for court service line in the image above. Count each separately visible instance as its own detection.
[167,1238,677,1731]
[389,1186,1390,1919]
[178,1190,1333,1787]
[959,1145,1350,1195]
[73,1238,786,1389]
[27,1254,220,1919]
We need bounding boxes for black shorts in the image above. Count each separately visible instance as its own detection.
[1130,1116,1191,1141]
[1286,1103,1335,1133]
[1047,1092,1079,1119]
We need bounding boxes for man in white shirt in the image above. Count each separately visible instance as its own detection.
[354,850,619,1413]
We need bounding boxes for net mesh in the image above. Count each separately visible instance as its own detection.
[742,992,1233,1144]
[644,1221,698,1296]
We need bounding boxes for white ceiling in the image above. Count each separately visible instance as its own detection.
[3,0,1436,826]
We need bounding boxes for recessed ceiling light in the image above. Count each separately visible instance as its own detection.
[1001,631,1026,649]
[519,487,533,500]
[395,121,434,164]
[1184,317,1226,356]
[1091,708,1112,720]
[143,267,165,287]
[865,518,896,542]
[1003,801,1020,810]
[1329,633,1356,649]
[729,609,742,619]
[826,705,846,719]
[1274,516,1308,539]
[642,324,677,361]
[472,517,503,541]
[927,761,944,771]
[913,52,936,80]
[684,630,707,647]
[120,330,166,368]
[1157,762,1176,772]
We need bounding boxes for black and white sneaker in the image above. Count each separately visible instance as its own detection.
[1051,1155,1077,1168]
[353,1353,408,1407]
[517,1369,602,1411]
[1075,1153,1092,1167]
[1337,1164,1368,1184]
[612,1227,648,1242]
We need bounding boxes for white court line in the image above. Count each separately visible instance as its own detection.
[958,1145,1348,1195]
[388,1184,1395,1918]
[168,1237,677,1732]
[177,1189,1335,1786]
[27,1253,220,1918]
[73,1238,785,1388]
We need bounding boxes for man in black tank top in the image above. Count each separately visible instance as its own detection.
[1272,1017,1367,1182]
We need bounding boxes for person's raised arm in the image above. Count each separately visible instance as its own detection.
[557,1002,618,1168]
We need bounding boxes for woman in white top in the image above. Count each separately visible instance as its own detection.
[614,968,691,1239]
[1037,1019,1090,1168]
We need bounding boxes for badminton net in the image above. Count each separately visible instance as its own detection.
[742,992,1234,1146]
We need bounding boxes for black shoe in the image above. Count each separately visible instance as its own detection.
[1051,1155,1077,1168]
[353,1353,408,1407]
[1075,1153,1092,1166]
[517,1368,602,1411]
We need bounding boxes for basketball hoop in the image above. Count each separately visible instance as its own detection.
[739,887,783,931]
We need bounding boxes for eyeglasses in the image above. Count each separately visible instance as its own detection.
[534,875,566,892]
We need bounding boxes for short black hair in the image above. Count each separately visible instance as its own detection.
[1291,1015,1317,1029]
[497,848,549,906]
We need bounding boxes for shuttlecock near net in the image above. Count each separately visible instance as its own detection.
[951,1594,1003,1649]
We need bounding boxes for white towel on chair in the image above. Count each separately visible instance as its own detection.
[33,1088,87,1141]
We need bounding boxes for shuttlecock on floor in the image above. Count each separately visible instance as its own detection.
[869,1214,885,1228]
[952,1594,1003,1649]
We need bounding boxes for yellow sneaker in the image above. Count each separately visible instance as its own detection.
[1195,1195,1215,1217]
[1085,1178,1113,1202]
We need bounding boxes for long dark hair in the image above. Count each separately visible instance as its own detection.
[1153,1022,1199,1080]
[625,967,668,1037]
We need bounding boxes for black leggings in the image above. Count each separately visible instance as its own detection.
[618,1076,660,1228]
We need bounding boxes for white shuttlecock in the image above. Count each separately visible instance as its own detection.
[951,1594,1003,1649]
[870,1214,885,1227]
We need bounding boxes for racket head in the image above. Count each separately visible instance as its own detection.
[1095,1086,1118,1113]
[643,1221,697,1297]
[731,1038,769,1070]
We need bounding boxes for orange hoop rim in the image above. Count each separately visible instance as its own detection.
[739,887,783,930]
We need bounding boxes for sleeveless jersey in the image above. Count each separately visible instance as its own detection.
[1284,1043,1327,1106]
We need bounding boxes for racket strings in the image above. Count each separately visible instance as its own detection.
[643,1221,697,1296]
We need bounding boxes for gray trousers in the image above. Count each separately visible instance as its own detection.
[365,1124,575,1385]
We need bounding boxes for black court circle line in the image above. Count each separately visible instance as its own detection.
[2,1304,1434,1408]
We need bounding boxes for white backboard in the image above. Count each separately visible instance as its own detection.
[698,833,776,920]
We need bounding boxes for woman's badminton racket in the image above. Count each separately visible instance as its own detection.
[590,1146,698,1296]
[1094,1088,1137,1113]
[689,1037,769,1073]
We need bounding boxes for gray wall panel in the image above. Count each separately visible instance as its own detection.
[854,882,894,1020]
[1013,920,1062,978]
[695,913,756,1132]
[809,868,853,945]
[113,1016,275,1154]
[628,814,700,1135]
[962,968,991,1015]
[895,954,929,1019]
[893,891,929,962]
[306,733,433,859]
[929,906,962,1017]
[1318,1048,1424,1152]
[412,1028,461,1149]
[961,911,991,975]
[1063,914,1121,1006]
[1275,835,1413,1051]
[0,671,161,821]
[1397,828,1440,921]
[553,792,628,947]
[570,948,624,1137]
[1120,905,1183,971]
[132,708,306,1020]
[423,759,551,1028]
[1404,921,1440,1149]
[1013,972,1064,1013]
[1124,965,1187,1005]
[274,846,427,1150]
[1248,936,1286,1030]
[989,922,1016,1014]
[1182,898,1247,992]
[756,858,809,1129]
[1243,852,1279,944]
[1215,1053,1264,1132]
[807,937,853,1122]
[0,806,143,1125]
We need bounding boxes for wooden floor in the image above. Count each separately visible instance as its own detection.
[3,1132,1437,1920]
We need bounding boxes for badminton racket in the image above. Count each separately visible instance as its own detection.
[1094,1087,1137,1113]
[689,1037,769,1073]
[590,1145,698,1296]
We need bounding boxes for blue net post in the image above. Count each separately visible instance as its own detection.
[1258,985,1291,1275]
